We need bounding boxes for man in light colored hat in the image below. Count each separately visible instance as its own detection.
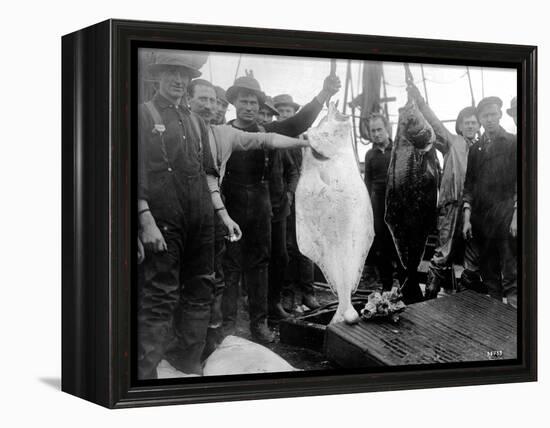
[214,86,229,125]
[407,84,482,299]
[462,96,517,308]
[272,93,322,312]
[221,71,341,342]
[257,96,280,126]
[186,77,309,355]
[273,94,301,121]
[507,96,517,126]
[137,49,218,378]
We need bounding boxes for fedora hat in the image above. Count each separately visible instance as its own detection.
[507,96,517,116]
[273,94,300,111]
[214,86,229,106]
[226,75,266,105]
[261,96,280,116]
[147,50,208,79]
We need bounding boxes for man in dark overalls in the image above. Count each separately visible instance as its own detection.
[221,73,341,342]
[462,96,517,308]
[137,50,217,378]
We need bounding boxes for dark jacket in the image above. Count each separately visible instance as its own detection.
[269,150,299,221]
[224,97,323,218]
[463,126,517,240]
[364,141,393,195]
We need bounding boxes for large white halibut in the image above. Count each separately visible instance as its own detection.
[296,103,374,324]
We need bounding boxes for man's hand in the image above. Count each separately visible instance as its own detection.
[287,191,294,207]
[223,215,243,242]
[139,212,167,253]
[137,238,145,264]
[322,75,341,97]
[406,84,425,104]
[462,220,473,241]
[510,209,517,238]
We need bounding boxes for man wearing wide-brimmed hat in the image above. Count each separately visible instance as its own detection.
[137,49,218,379]
[257,96,280,126]
[273,94,301,120]
[221,71,341,342]
[507,96,517,126]
[186,77,315,355]
[462,96,517,308]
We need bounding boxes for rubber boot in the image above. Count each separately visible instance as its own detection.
[400,269,424,305]
[221,270,241,336]
[247,267,275,343]
[424,267,443,300]
[166,275,214,375]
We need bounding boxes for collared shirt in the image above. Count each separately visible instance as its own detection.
[138,93,216,202]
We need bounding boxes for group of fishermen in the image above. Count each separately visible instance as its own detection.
[137,49,518,380]
[364,84,517,308]
[137,50,340,379]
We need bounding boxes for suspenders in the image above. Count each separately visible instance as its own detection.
[144,100,204,169]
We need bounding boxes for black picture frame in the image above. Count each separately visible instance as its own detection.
[61,18,537,408]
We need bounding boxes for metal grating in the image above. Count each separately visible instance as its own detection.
[325,291,517,367]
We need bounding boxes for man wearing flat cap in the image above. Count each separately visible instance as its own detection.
[137,50,218,378]
[462,96,517,308]
[221,71,341,342]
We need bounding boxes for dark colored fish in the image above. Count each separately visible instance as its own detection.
[385,99,439,304]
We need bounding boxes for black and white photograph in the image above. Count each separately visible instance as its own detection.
[136,47,519,380]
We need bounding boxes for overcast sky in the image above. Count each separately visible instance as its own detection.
[141,48,517,160]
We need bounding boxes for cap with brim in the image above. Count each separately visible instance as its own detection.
[476,96,503,116]
[261,96,280,116]
[147,50,208,79]
[214,86,229,106]
[507,96,517,116]
[273,94,300,111]
[226,76,266,105]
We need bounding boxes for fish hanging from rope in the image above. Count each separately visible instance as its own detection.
[296,103,374,324]
[385,97,439,304]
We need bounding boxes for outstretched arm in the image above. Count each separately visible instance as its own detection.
[407,84,452,155]
[264,75,341,137]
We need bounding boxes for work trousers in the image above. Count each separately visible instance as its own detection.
[222,180,271,330]
[201,216,226,360]
[268,217,290,310]
[285,206,315,296]
[138,173,215,379]
[370,188,401,291]
[426,201,481,298]
[479,237,517,302]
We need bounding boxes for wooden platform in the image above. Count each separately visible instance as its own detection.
[324,291,517,367]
